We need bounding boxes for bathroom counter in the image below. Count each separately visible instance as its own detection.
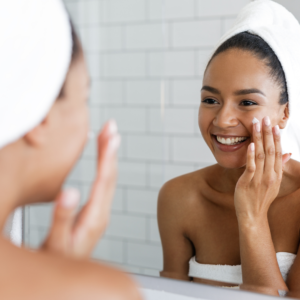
[134,274,290,300]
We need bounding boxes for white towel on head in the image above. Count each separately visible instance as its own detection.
[207,0,300,161]
[0,0,72,149]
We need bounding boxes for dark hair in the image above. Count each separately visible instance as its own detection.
[70,20,81,62]
[208,31,288,105]
[57,21,81,99]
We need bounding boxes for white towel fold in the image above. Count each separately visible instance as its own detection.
[4,209,22,246]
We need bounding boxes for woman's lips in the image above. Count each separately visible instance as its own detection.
[212,135,249,152]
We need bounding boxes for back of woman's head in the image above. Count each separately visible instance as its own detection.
[58,20,82,98]
[0,0,90,204]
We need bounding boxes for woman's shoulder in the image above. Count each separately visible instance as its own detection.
[0,239,140,300]
[282,159,300,196]
[157,164,217,213]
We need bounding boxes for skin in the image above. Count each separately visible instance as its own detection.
[0,46,141,300]
[158,48,300,294]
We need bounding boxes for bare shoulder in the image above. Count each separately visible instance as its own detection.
[158,165,216,216]
[0,240,141,300]
[272,159,300,230]
[287,158,300,177]
[283,159,300,199]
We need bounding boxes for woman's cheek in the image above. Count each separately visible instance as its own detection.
[75,106,89,147]
[63,105,89,156]
[198,108,212,138]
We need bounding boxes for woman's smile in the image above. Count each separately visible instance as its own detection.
[212,134,250,152]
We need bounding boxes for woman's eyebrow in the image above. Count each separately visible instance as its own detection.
[201,86,221,94]
[234,88,266,96]
[201,86,266,97]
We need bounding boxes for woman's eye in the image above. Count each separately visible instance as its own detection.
[240,100,257,106]
[202,98,219,104]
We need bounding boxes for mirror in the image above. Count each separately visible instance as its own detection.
[23,0,300,298]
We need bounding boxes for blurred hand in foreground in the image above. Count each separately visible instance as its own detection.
[42,120,120,258]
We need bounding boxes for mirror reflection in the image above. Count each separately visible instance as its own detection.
[22,0,300,298]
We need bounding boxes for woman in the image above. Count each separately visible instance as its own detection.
[158,0,300,294]
[0,1,141,299]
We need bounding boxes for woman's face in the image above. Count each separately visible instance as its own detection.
[199,49,288,169]
[35,50,90,201]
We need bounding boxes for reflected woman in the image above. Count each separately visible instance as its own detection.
[158,0,300,294]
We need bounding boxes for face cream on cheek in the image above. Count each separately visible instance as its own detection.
[252,117,259,124]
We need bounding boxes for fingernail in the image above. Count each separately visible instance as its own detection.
[108,119,118,135]
[108,134,121,152]
[289,153,292,157]
[255,122,261,132]
[274,125,280,135]
[264,116,271,126]
[60,189,80,208]
[252,117,259,125]
[250,143,255,152]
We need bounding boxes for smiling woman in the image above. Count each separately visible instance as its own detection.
[158,0,300,295]
[199,32,289,169]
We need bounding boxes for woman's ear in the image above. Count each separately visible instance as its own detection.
[278,102,289,129]
[23,115,50,147]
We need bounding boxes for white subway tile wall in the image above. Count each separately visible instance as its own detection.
[25,0,250,276]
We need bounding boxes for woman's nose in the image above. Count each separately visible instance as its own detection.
[213,105,239,128]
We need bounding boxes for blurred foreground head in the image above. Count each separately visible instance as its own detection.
[0,0,90,204]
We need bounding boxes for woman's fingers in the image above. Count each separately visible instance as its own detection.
[252,118,264,179]
[239,143,256,185]
[263,116,276,174]
[72,120,120,257]
[96,120,118,167]
[43,189,80,254]
[273,125,283,174]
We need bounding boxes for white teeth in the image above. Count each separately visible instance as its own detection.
[216,136,247,145]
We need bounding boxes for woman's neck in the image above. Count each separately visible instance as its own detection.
[211,165,246,194]
[0,144,27,231]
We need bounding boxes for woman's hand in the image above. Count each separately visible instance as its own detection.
[234,116,291,222]
[42,120,120,259]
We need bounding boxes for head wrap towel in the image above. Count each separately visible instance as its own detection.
[207,0,300,161]
[0,0,72,149]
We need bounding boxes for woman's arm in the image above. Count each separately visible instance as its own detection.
[285,232,300,292]
[235,116,291,292]
[238,217,286,292]
[1,242,141,300]
[158,180,194,281]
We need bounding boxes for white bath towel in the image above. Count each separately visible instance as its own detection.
[0,0,72,244]
[189,252,296,285]
[208,0,300,161]
[4,209,22,246]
